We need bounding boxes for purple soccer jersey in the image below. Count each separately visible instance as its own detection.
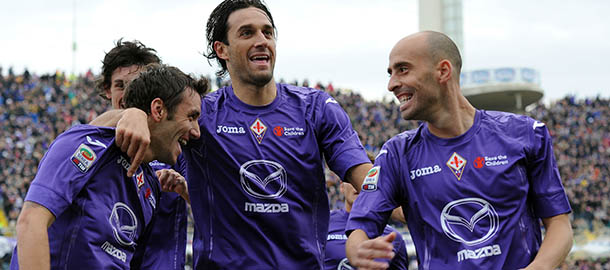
[137,157,188,270]
[10,125,160,269]
[182,84,370,269]
[325,209,407,270]
[347,110,571,269]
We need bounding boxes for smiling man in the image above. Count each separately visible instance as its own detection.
[345,31,573,270]
[92,0,373,268]
[11,64,206,269]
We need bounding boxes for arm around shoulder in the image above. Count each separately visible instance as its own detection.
[16,201,56,270]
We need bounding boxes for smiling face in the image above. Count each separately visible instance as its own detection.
[105,65,142,109]
[216,7,276,87]
[387,34,442,122]
[150,88,202,165]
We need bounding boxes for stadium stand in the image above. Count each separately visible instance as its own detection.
[0,68,608,269]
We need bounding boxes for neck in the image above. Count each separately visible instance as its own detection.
[232,79,277,106]
[427,86,476,138]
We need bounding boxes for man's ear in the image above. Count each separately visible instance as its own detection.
[150,98,165,122]
[214,41,229,61]
[104,87,112,100]
[437,59,453,84]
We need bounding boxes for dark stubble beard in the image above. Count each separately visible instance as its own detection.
[243,69,274,87]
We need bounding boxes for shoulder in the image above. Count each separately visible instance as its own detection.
[38,125,116,175]
[279,84,335,106]
[382,127,422,152]
[479,110,536,131]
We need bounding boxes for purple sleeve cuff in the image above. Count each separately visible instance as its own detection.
[24,183,71,218]
[532,190,572,218]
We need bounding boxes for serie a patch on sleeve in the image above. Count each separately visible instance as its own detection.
[361,166,380,192]
[71,143,97,173]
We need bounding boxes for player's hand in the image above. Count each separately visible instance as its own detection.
[349,232,396,270]
[115,108,150,177]
[156,169,190,203]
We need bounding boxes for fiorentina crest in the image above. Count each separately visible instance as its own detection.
[446,152,467,180]
[250,118,267,144]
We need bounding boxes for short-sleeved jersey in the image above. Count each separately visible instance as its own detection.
[10,125,160,269]
[325,209,407,270]
[346,110,571,269]
[137,157,188,270]
[183,84,370,269]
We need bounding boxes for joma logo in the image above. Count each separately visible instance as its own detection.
[217,125,246,134]
[410,165,442,180]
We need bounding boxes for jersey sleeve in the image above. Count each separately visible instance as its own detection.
[525,119,571,218]
[24,126,112,218]
[313,92,370,180]
[346,142,403,239]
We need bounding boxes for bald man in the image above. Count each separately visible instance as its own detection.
[345,31,573,270]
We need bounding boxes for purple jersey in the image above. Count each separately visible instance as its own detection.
[10,125,160,269]
[183,84,370,269]
[325,209,407,270]
[347,110,571,269]
[137,157,188,270]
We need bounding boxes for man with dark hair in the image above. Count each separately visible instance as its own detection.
[96,38,161,109]
[96,39,191,270]
[93,0,373,268]
[11,64,205,269]
[345,31,573,270]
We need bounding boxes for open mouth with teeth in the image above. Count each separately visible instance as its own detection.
[178,138,187,146]
[249,54,270,65]
[398,93,413,103]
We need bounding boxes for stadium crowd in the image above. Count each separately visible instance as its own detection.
[0,67,608,269]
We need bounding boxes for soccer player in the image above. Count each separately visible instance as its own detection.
[12,64,206,269]
[95,39,190,270]
[345,31,573,270]
[92,0,373,268]
[325,179,407,269]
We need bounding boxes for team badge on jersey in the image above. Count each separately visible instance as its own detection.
[446,152,467,180]
[71,143,97,173]
[250,118,267,144]
[362,166,380,191]
[136,171,144,190]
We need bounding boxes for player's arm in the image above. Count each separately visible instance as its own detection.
[16,201,56,270]
[157,169,190,204]
[346,229,396,270]
[345,163,372,192]
[89,108,150,177]
[521,213,572,270]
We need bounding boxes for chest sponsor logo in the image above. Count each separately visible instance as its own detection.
[362,166,380,191]
[250,118,267,144]
[240,160,290,213]
[327,234,348,240]
[217,125,246,134]
[440,198,499,246]
[446,152,467,180]
[474,155,509,168]
[101,241,126,263]
[457,244,502,262]
[410,164,442,180]
[273,126,305,137]
[148,160,166,167]
[338,258,354,270]
[71,143,97,173]
[109,202,138,247]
